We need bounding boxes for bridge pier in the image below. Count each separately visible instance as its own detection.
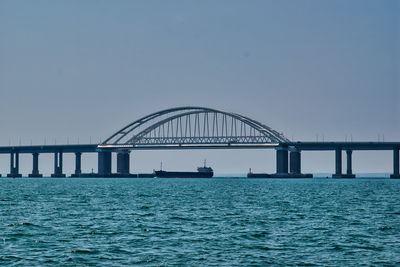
[71,152,82,177]
[51,152,66,177]
[288,150,313,178]
[117,151,130,176]
[28,153,42,177]
[333,148,355,178]
[276,148,288,174]
[98,151,112,177]
[264,147,313,178]
[390,148,400,178]
[290,150,301,174]
[333,147,342,177]
[346,150,355,177]
[7,152,22,177]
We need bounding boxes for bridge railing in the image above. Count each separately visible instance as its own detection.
[130,136,272,145]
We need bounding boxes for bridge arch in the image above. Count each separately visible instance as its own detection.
[100,106,289,148]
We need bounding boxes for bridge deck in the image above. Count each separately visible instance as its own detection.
[283,142,400,151]
[0,142,398,154]
[0,144,98,154]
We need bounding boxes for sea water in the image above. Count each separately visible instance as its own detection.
[0,178,399,266]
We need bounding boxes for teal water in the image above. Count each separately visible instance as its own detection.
[0,178,399,266]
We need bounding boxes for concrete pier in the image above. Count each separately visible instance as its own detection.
[288,150,313,178]
[332,147,342,177]
[71,152,82,177]
[248,148,313,178]
[98,151,112,177]
[333,148,355,178]
[390,148,400,178]
[345,150,355,178]
[7,152,22,177]
[265,147,312,178]
[290,151,301,174]
[276,148,288,174]
[117,151,130,176]
[51,152,66,177]
[28,153,42,177]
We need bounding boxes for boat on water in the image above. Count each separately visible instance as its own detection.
[247,168,271,178]
[154,161,214,178]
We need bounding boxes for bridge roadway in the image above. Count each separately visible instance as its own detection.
[0,142,398,152]
[283,141,400,151]
[0,144,98,154]
[0,141,399,178]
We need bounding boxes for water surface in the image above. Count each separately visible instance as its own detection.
[0,178,399,265]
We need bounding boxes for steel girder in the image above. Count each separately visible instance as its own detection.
[101,107,289,147]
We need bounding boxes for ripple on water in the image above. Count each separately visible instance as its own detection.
[0,178,399,265]
[70,249,99,255]
[8,222,37,227]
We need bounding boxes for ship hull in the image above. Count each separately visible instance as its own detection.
[155,170,213,178]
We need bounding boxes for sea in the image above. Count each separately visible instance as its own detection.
[0,177,399,266]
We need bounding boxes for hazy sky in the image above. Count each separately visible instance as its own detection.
[0,0,399,175]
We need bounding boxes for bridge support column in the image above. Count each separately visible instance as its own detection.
[332,147,355,178]
[290,151,301,174]
[117,151,130,176]
[390,148,400,178]
[332,147,342,178]
[276,148,288,174]
[345,150,355,178]
[98,151,112,177]
[51,152,66,177]
[287,150,313,178]
[7,152,22,177]
[28,153,42,177]
[71,152,82,177]
[269,147,290,178]
[269,148,312,178]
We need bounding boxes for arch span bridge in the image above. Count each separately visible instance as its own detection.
[0,106,399,178]
[98,106,290,150]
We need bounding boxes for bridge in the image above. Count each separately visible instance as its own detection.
[0,106,399,178]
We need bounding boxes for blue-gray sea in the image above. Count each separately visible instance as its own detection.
[0,177,399,266]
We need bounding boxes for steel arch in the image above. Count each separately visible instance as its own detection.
[100,107,289,148]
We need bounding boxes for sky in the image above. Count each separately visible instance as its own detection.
[0,0,399,175]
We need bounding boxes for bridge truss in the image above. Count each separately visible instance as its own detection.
[99,107,289,149]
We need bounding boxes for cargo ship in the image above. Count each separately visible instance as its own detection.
[154,161,214,178]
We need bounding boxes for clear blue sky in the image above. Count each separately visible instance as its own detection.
[0,0,399,175]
